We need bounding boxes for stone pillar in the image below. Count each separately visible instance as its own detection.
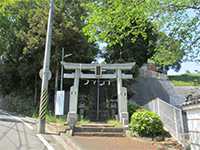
[117,69,122,116]
[120,87,129,126]
[117,69,129,127]
[67,69,80,128]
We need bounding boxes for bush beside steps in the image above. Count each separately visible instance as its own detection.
[129,109,168,141]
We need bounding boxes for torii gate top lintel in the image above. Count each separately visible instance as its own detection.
[61,62,135,79]
[61,62,135,70]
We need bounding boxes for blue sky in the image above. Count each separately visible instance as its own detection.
[163,9,200,75]
[168,62,200,75]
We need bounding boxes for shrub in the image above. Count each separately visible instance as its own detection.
[1,93,35,116]
[128,102,140,120]
[130,110,164,137]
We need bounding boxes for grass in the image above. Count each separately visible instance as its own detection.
[46,114,66,125]
[32,112,66,125]
[76,118,122,127]
[107,119,122,127]
[76,118,91,126]
[168,73,200,86]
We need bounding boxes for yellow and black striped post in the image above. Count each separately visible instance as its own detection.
[38,0,54,134]
[38,88,49,133]
[39,89,48,120]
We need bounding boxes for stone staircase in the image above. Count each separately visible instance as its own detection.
[73,123,126,137]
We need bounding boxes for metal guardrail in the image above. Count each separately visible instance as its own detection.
[144,98,185,143]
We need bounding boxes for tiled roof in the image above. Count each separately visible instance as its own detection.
[182,94,200,106]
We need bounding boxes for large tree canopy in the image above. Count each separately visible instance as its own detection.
[0,0,196,115]
[82,0,184,67]
[0,0,98,114]
[153,0,200,61]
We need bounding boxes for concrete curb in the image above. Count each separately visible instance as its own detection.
[0,110,81,150]
[45,124,81,150]
[18,116,76,150]
[61,133,82,150]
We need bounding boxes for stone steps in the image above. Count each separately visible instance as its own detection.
[74,127,124,133]
[73,123,125,137]
[81,123,114,128]
[73,132,125,137]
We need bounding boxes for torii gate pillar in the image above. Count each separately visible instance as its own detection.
[117,69,129,127]
[67,69,80,128]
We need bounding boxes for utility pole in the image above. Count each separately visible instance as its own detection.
[60,52,72,90]
[38,0,54,134]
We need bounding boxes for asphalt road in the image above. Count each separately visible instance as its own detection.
[0,110,47,150]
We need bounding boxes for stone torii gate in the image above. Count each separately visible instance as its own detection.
[62,62,135,128]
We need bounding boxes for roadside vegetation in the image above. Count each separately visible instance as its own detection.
[33,111,66,125]
[168,73,200,86]
[46,113,66,125]
[130,110,165,138]
[0,0,186,117]
[0,0,199,123]
[128,103,166,139]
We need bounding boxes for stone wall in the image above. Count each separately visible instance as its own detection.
[129,64,185,106]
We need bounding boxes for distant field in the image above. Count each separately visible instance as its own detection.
[168,73,200,86]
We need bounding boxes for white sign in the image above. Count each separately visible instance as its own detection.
[55,91,65,115]
[39,69,52,80]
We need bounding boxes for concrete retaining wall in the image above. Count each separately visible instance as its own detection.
[129,65,185,106]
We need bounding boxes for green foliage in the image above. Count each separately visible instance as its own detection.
[169,73,200,86]
[152,33,184,66]
[0,92,35,116]
[46,112,66,124]
[132,64,140,79]
[128,102,140,120]
[0,0,98,115]
[0,0,194,117]
[33,111,66,124]
[130,110,164,137]
[104,22,158,66]
[82,0,183,67]
[82,0,159,46]
[77,118,91,126]
[152,0,200,61]
[107,119,122,127]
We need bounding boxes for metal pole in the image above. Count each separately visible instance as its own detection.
[60,48,64,90]
[96,78,100,121]
[38,0,54,134]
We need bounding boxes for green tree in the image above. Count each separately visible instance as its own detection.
[152,33,184,66]
[82,0,183,67]
[0,0,98,115]
[152,0,200,61]
[104,21,157,66]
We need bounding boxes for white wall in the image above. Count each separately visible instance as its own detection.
[185,107,200,150]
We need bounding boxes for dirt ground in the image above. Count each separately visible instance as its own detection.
[68,136,182,150]
[47,123,183,150]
